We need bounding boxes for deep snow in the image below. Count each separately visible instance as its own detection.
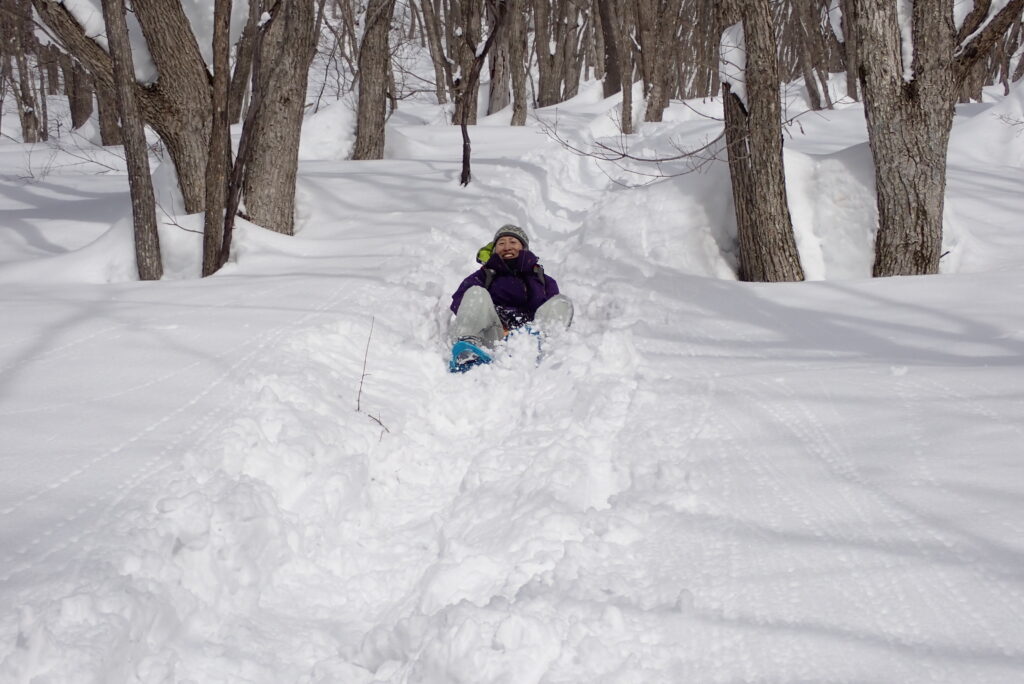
[2,78,1024,683]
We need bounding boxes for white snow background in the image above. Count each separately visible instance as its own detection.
[2,40,1024,684]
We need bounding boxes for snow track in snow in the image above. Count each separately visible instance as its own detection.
[0,276,355,638]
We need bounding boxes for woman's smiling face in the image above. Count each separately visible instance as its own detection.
[495,236,524,260]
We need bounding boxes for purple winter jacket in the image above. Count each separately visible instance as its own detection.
[450,250,560,329]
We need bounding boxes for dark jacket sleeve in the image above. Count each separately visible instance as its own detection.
[450,270,486,314]
[544,274,559,300]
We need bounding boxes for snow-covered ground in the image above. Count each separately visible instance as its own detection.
[2,80,1024,682]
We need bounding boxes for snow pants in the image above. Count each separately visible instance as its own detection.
[450,286,574,347]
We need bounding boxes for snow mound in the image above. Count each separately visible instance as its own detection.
[299,97,357,161]
[0,217,138,284]
[950,83,1024,167]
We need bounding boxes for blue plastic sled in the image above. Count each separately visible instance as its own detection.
[449,340,493,373]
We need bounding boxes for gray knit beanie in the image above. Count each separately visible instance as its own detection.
[493,224,529,249]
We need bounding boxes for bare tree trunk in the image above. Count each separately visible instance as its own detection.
[856,1,952,275]
[837,0,860,100]
[849,0,1024,276]
[96,81,122,145]
[793,1,823,109]
[224,32,269,262]
[37,64,48,134]
[803,0,834,108]
[560,5,588,100]
[41,45,61,95]
[536,0,569,105]
[780,0,834,110]
[451,0,483,124]
[13,56,42,142]
[68,61,94,129]
[680,0,719,98]
[5,0,45,142]
[228,0,263,123]
[487,42,511,114]
[586,1,603,82]
[618,0,636,133]
[132,0,213,213]
[33,0,212,212]
[352,0,399,159]
[100,0,161,280]
[33,0,321,240]
[533,0,555,105]
[0,60,7,122]
[2,16,14,117]
[999,18,1023,93]
[959,60,987,102]
[203,0,232,276]
[596,0,621,96]
[420,0,451,103]
[458,0,508,184]
[719,0,804,282]
[407,0,425,44]
[59,54,75,99]
[534,0,579,107]
[636,0,682,122]
[799,55,822,110]
[487,0,511,115]
[508,0,529,125]
[242,0,318,234]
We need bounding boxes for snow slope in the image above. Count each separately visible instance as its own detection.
[2,85,1024,683]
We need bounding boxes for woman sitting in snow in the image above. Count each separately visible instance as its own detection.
[449,224,573,350]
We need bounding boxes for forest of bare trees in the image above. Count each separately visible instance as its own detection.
[2,0,1023,280]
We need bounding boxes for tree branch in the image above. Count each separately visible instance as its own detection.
[955,0,1024,83]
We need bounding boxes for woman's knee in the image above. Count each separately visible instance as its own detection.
[536,295,574,328]
[460,286,494,308]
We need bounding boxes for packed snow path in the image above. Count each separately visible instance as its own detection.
[3,95,1024,682]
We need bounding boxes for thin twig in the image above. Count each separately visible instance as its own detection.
[154,202,203,234]
[354,316,391,440]
[368,413,391,442]
[534,111,727,184]
[356,316,375,413]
